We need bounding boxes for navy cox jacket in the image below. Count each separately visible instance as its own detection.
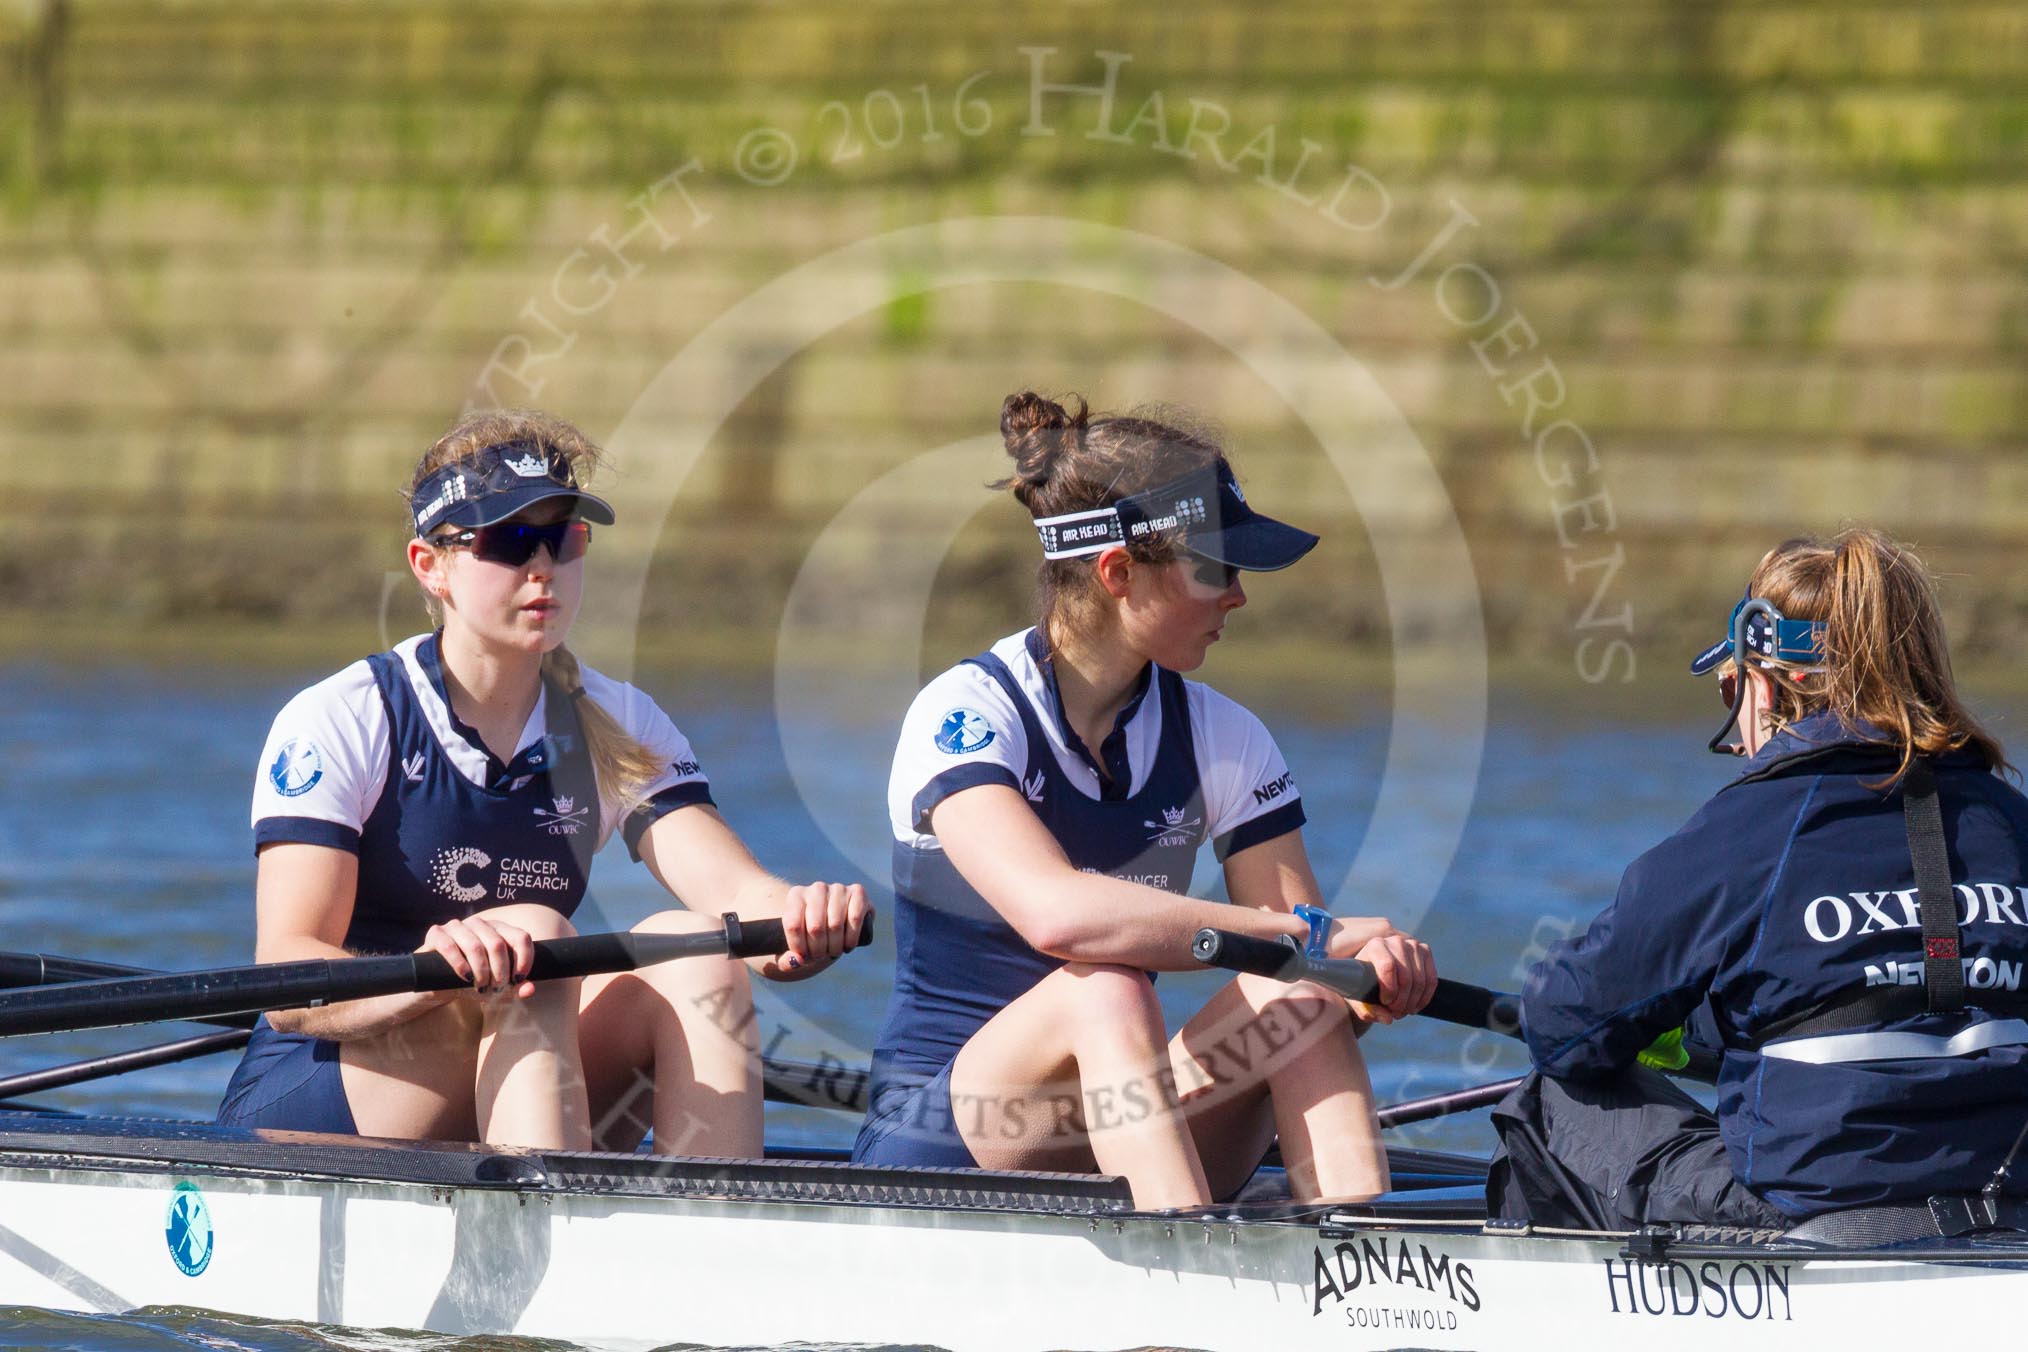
[1523,711,2028,1217]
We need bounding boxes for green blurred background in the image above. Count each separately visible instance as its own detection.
[3,1,2025,685]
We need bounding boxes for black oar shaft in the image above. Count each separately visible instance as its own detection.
[1191,926,1719,1084]
[0,915,868,1039]
[0,1028,252,1100]
[1423,982,1523,1038]
[1374,1076,1524,1129]
[0,953,154,990]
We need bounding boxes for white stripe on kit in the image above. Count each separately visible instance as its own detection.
[1762,1017,2028,1065]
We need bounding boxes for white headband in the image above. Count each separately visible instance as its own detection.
[1033,507,1127,559]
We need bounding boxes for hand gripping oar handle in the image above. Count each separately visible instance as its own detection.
[0,913,875,1039]
[719,912,876,962]
[1189,929,1381,1003]
[1191,927,1521,1036]
[1191,926,1718,1082]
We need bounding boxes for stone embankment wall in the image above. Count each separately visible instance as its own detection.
[3,2,2025,676]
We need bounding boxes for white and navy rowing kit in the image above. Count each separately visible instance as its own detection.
[852,627,1308,1167]
[216,633,713,1133]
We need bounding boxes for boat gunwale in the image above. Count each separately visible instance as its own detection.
[20,1111,2028,1267]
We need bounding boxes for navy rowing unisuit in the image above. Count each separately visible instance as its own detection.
[853,628,1308,1166]
[216,632,714,1134]
[1523,711,2028,1216]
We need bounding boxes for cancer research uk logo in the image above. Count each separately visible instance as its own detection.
[269,739,324,798]
[429,846,493,905]
[165,1180,213,1277]
[935,708,995,755]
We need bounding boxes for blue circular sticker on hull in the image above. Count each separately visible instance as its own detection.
[165,1180,213,1276]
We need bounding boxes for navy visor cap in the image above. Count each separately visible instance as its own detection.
[1035,459,1319,571]
[411,440,616,537]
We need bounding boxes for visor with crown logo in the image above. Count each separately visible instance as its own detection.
[410,441,617,537]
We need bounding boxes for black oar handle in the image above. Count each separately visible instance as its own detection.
[1189,928,1300,979]
[1190,928,1381,1003]
[0,912,877,1039]
[1192,926,1521,1033]
[329,914,876,995]
[722,912,877,960]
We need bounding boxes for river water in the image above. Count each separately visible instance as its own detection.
[2,653,2014,1349]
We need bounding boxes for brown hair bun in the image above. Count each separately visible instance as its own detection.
[998,391,1089,497]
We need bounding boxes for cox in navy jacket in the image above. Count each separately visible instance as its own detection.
[1523,711,2028,1217]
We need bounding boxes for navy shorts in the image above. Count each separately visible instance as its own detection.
[215,1017,358,1135]
[850,1059,980,1169]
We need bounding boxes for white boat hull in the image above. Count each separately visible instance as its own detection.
[0,1118,2020,1350]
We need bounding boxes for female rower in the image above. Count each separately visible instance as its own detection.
[217,410,869,1153]
[851,392,1437,1209]
[1496,528,2028,1227]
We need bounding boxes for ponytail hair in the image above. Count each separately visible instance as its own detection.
[992,390,1228,649]
[1747,527,2009,783]
[538,645,670,812]
[407,408,666,810]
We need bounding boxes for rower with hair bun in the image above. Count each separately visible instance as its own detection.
[1496,527,2028,1228]
[218,409,870,1153]
[852,391,1438,1209]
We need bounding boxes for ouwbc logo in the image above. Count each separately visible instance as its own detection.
[533,795,589,835]
[1145,804,1201,847]
[935,708,995,755]
[165,1180,214,1277]
[269,739,324,798]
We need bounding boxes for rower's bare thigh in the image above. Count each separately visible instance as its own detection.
[949,962,1168,1172]
[1169,977,1295,1198]
[336,901,574,1141]
[339,996,486,1140]
[579,907,754,1152]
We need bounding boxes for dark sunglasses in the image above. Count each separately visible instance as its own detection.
[1185,555,1240,590]
[1718,668,1737,710]
[434,519,591,568]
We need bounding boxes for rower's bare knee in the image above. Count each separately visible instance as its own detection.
[473,905,582,1029]
[475,903,578,942]
[1057,963,1166,1048]
[1234,973,1357,1070]
[617,909,754,1052]
[1235,972,1348,1018]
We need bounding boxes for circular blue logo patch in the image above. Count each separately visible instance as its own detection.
[934,708,995,755]
[269,738,324,798]
[165,1180,213,1277]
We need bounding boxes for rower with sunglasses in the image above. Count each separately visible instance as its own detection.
[218,411,870,1154]
[851,393,1436,1209]
[1491,528,2028,1230]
